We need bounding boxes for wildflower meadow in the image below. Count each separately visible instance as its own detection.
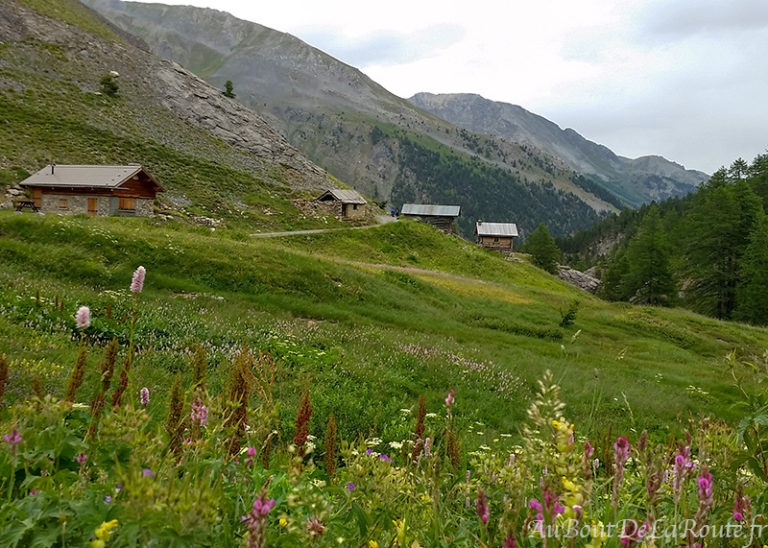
[1,265,768,547]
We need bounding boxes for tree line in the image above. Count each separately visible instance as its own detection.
[557,152,768,325]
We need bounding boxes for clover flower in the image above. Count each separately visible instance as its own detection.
[130,266,146,294]
[75,306,90,329]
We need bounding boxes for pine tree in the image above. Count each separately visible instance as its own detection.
[622,205,676,306]
[734,213,768,325]
[523,223,561,274]
[223,80,236,98]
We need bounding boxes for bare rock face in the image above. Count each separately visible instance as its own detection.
[557,266,602,293]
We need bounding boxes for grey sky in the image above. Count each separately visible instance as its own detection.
[130,0,768,174]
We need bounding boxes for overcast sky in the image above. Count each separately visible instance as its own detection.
[131,0,768,174]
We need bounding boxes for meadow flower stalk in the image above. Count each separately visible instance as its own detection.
[611,436,630,507]
[411,394,426,463]
[323,412,337,477]
[227,345,251,455]
[692,465,714,536]
[140,387,149,406]
[475,487,489,525]
[241,489,275,548]
[130,266,145,294]
[0,353,8,406]
[64,346,88,403]
[672,446,696,504]
[75,306,90,330]
[166,374,184,452]
[293,387,312,458]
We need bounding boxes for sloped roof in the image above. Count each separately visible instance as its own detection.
[19,165,163,190]
[475,222,519,237]
[401,204,461,217]
[317,188,367,204]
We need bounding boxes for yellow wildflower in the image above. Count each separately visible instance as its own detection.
[368,541,379,548]
[90,520,118,547]
[279,518,287,528]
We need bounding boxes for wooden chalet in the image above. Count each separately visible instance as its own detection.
[19,164,163,217]
[475,220,519,253]
[401,203,461,234]
[316,188,368,220]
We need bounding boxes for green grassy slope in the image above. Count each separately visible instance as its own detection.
[1,211,764,448]
[0,0,347,232]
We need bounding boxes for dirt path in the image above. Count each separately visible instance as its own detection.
[251,215,396,238]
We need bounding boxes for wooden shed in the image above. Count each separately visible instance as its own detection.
[401,203,461,234]
[316,189,368,220]
[475,221,519,253]
[19,164,163,217]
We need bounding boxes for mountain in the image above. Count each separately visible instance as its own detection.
[0,0,341,231]
[409,93,709,207]
[81,0,628,237]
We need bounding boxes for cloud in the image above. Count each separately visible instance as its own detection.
[640,0,768,40]
[297,24,465,67]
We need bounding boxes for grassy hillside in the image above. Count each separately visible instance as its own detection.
[2,211,765,443]
[0,0,346,232]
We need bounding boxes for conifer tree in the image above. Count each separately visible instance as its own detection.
[523,223,561,274]
[734,213,768,325]
[622,205,676,306]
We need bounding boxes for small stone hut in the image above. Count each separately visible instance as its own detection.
[19,164,164,217]
[475,221,519,253]
[401,203,461,234]
[316,189,368,220]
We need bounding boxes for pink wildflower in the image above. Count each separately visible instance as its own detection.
[503,538,516,548]
[190,398,208,427]
[130,266,146,294]
[76,452,88,464]
[75,306,90,329]
[140,387,149,406]
[475,488,489,525]
[611,436,630,507]
[423,437,431,457]
[445,389,455,408]
[242,489,276,548]
[3,428,21,457]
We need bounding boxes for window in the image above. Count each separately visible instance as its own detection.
[58,198,68,209]
[353,204,358,210]
[493,237,499,242]
[118,197,136,210]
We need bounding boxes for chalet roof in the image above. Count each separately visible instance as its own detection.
[19,165,164,190]
[475,221,519,237]
[401,204,461,217]
[317,188,367,204]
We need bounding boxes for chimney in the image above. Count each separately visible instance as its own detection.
[51,163,56,175]
[478,219,483,225]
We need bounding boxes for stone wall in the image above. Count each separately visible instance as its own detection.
[40,193,153,216]
[342,203,367,219]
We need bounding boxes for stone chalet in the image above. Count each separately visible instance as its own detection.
[400,203,461,234]
[316,189,368,220]
[19,164,164,217]
[475,221,519,253]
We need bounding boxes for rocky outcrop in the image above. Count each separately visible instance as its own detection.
[557,266,602,293]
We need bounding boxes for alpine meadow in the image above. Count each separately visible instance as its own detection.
[2,1,768,547]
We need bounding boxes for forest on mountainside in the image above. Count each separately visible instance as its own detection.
[558,152,768,324]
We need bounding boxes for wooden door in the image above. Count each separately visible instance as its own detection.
[87,198,98,216]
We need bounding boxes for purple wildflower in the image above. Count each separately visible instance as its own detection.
[142,468,155,478]
[444,389,455,408]
[424,437,431,457]
[612,436,630,507]
[140,387,149,406]
[104,495,112,503]
[378,454,392,464]
[3,428,21,446]
[75,306,90,329]
[347,482,355,491]
[242,489,275,548]
[130,266,146,294]
[190,398,208,427]
[475,488,489,525]
[76,452,88,464]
